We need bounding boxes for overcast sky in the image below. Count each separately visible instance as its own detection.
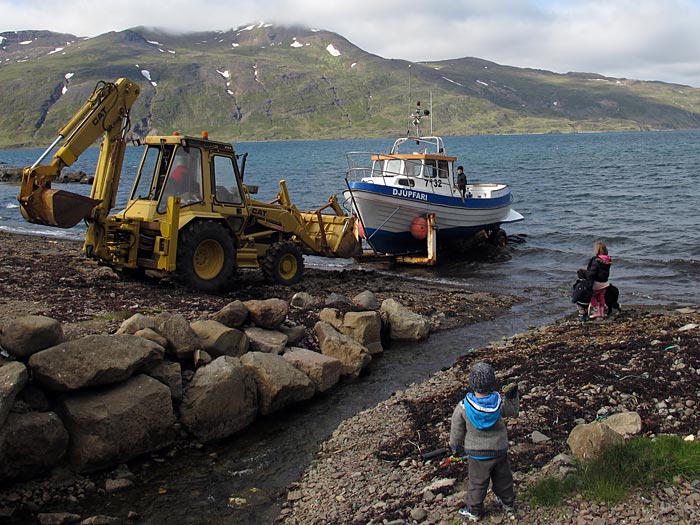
[2,0,700,87]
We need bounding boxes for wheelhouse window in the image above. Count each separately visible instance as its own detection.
[404,159,422,178]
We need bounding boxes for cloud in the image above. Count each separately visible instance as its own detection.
[1,0,700,86]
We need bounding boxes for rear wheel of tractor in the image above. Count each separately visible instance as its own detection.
[262,241,304,285]
[489,228,508,248]
[177,221,237,292]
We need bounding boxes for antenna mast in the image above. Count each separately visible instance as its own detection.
[407,64,412,136]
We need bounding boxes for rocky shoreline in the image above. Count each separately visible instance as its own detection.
[281,305,700,524]
[1,232,699,524]
[0,231,517,524]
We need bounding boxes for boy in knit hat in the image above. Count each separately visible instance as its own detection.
[450,361,519,521]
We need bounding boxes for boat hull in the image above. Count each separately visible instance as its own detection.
[344,182,523,255]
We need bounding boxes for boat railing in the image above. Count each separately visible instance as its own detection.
[391,136,446,155]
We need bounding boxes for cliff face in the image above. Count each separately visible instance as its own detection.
[1,25,700,148]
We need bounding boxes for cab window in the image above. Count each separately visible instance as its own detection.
[213,155,242,204]
[158,148,203,214]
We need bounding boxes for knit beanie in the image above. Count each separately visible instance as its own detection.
[469,362,495,394]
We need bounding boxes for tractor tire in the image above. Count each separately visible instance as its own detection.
[262,241,304,286]
[489,228,508,248]
[176,220,237,292]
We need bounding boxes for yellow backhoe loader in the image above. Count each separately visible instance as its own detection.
[18,78,360,292]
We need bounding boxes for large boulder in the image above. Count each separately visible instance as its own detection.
[155,313,202,360]
[319,308,344,330]
[56,375,175,472]
[380,299,430,341]
[244,327,288,355]
[0,362,28,427]
[283,348,342,393]
[240,352,315,415]
[314,321,371,378]
[341,311,383,355]
[243,299,289,329]
[179,356,258,442]
[0,315,64,359]
[0,412,69,481]
[211,300,249,328]
[115,313,156,336]
[28,335,164,392]
[191,320,249,357]
[566,421,624,462]
[146,361,183,404]
[604,411,642,436]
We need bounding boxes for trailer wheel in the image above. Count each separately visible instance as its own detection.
[489,228,508,248]
[177,221,237,292]
[263,241,304,285]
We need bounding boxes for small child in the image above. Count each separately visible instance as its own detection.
[450,362,519,522]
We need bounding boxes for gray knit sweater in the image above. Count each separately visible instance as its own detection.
[449,391,519,458]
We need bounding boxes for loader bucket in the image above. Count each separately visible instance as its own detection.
[19,188,100,228]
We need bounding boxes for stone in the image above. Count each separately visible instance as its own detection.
[531,430,551,443]
[604,411,642,436]
[240,352,315,415]
[146,361,183,403]
[37,513,81,525]
[314,321,371,378]
[341,311,383,355]
[244,327,288,354]
[80,516,122,525]
[115,313,156,336]
[567,421,624,462]
[290,292,315,310]
[410,507,428,521]
[104,478,134,493]
[279,324,307,345]
[352,290,379,310]
[0,361,28,427]
[380,298,430,341]
[0,315,63,359]
[179,356,258,442]
[243,298,289,329]
[190,320,249,357]
[283,347,342,393]
[319,308,344,330]
[211,300,249,328]
[133,327,169,349]
[193,349,212,368]
[28,335,164,392]
[325,293,353,307]
[0,412,69,482]
[56,375,175,472]
[155,312,202,360]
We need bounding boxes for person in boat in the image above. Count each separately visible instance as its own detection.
[456,165,467,199]
[579,241,612,320]
[450,362,519,521]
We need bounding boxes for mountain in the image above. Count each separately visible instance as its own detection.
[1,25,700,148]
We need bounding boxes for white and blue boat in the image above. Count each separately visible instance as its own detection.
[343,104,523,259]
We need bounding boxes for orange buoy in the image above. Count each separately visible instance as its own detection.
[410,216,428,240]
[356,217,366,239]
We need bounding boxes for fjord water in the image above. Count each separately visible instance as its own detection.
[2,130,698,306]
[1,131,699,523]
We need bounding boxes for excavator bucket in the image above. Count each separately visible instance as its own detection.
[19,187,100,228]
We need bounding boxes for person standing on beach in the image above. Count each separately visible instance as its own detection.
[449,362,519,521]
[584,241,612,319]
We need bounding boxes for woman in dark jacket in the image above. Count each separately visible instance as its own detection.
[585,241,612,319]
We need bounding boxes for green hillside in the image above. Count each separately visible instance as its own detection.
[1,26,699,148]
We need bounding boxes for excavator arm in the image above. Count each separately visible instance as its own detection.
[17,78,140,228]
